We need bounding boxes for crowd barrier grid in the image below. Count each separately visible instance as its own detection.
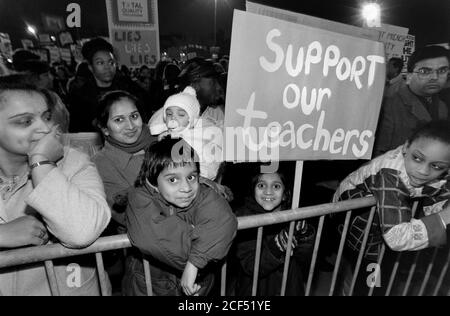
[1,196,449,296]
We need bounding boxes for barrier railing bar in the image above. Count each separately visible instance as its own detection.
[385,201,419,296]
[433,246,450,296]
[418,248,439,296]
[221,262,227,296]
[251,227,264,296]
[349,206,377,296]
[143,259,153,296]
[385,252,401,296]
[238,198,376,230]
[0,234,131,269]
[368,244,385,296]
[329,210,352,296]
[95,253,108,296]
[281,160,304,296]
[280,221,296,296]
[0,198,376,270]
[402,252,421,296]
[3,196,447,296]
[44,260,60,296]
[400,201,422,296]
[305,215,324,296]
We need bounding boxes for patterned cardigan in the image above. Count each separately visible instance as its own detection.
[333,146,449,261]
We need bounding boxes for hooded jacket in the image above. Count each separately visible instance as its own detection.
[126,182,237,272]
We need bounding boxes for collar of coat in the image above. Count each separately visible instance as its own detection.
[398,85,447,120]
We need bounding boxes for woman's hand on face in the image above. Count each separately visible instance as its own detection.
[0,216,49,248]
[28,125,64,163]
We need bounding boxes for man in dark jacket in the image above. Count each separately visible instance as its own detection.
[67,38,148,132]
[373,45,449,157]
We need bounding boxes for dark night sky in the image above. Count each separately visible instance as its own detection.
[0,0,449,51]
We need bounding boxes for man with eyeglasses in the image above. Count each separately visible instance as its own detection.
[68,38,147,132]
[373,45,449,157]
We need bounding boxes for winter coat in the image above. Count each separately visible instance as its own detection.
[0,147,111,296]
[93,141,145,228]
[125,182,237,295]
[374,84,448,157]
[334,146,449,261]
[233,198,315,296]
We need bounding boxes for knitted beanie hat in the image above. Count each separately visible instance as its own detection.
[163,86,200,128]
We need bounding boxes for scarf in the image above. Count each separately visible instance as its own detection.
[106,125,154,154]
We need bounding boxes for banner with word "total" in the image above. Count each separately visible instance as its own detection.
[224,10,385,162]
[106,0,160,68]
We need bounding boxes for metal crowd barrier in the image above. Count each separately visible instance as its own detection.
[1,197,449,296]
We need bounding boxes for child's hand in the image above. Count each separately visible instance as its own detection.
[275,227,298,254]
[294,221,316,243]
[0,216,49,248]
[28,125,64,163]
[181,261,200,296]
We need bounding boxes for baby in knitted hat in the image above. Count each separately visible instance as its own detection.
[163,86,200,135]
[148,86,224,180]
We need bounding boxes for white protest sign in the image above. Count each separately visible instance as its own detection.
[0,33,13,59]
[402,34,415,74]
[45,46,61,64]
[224,10,385,162]
[117,0,149,23]
[59,48,72,64]
[246,1,380,41]
[21,39,34,50]
[106,0,160,68]
[364,23,409,60]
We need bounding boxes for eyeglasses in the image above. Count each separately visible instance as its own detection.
[413,66,449,79]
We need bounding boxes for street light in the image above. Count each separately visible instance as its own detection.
[27,25,38,38]
[362,2,381,27]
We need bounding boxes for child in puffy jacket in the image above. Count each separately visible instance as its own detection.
[124,137,237,296]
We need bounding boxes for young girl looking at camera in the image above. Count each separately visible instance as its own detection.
[233,166,315,296]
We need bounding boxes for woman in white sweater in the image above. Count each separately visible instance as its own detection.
[0,76,111,296]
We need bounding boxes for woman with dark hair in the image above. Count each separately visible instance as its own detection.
[93,90,156,232]
[0,76,111,295]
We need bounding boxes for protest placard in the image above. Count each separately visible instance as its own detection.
[106,0,160,68]
[0,33,13,60]
[224,10,385,162]
[59,31,74,46]
[21,39,34,50]
[59,48,72,64]
[246,1,380,41]
[364,23,409,60]
[402,34,415,74]
[45,46,61,64]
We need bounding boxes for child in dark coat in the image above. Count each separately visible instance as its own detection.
[124,137,237,296]
[233,167,315,296]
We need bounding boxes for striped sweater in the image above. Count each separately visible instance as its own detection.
[333,146,449,261]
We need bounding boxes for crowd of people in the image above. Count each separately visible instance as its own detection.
[0,36,449,296]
